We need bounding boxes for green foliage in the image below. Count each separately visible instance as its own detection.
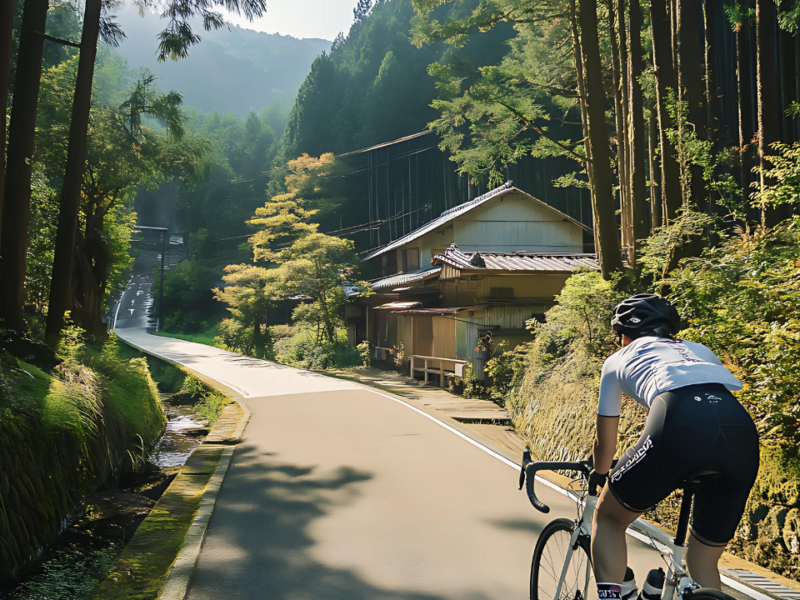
[356,341,371,367]
[273,325,360,370]
[754,142,800,211]
[0,341,165,580]
[152,260,223,334]
[485,347,526,404]
[667,218,800,445]
[285,0,510,157]
[411,0,587,185]
[638,210,717,282]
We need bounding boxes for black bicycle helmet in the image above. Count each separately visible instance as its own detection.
[611,293,681,337]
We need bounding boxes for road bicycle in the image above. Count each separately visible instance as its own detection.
[518,451,736,600]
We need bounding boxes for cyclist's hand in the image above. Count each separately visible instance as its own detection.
[588,469,608,496]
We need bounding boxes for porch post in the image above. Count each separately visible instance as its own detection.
[439,359,444,388]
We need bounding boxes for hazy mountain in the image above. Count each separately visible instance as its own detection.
[112,4,331,117]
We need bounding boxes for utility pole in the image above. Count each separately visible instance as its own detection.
[159,229,167,331]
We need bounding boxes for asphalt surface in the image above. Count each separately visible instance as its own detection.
[115,325,676,600]
[113,261,753,600]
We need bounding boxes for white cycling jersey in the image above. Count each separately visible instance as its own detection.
[597,336,743,417]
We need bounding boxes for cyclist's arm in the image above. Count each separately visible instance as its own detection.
[594,356,622,474]
[594,415,619,475]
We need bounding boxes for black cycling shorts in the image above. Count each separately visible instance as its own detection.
[607,383,760,546]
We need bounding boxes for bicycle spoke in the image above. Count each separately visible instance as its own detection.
[533,522,595,600]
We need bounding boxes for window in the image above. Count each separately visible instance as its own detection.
[403,248,420,271]
[489,287,514,299]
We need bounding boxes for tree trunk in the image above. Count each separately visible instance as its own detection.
[796,28,800,142]
[648,108,662,229]
[703,0,721,144]
[0,0,15,240]
[45,0,103,347]
[608,1,630,255]
[73,208,110,338]
[737,8,755,203]
[578,0,624,277]
[628,0,649,249]
[650,0,683,221]
[677,0,709,212]
[779,28,794,143]
[756,0,780,227]
[569,0,599,253]
[0,0,48,331]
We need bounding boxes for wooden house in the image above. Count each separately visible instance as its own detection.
[347,182,599,385]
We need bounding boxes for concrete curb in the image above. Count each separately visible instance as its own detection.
[115,331,252,439]
[115,335,250,600]
[157,446,235,600]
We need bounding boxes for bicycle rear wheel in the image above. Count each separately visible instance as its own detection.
[687,589,737,600]
[531,518,594,600]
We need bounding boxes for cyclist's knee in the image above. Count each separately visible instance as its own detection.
[595,487,640,528]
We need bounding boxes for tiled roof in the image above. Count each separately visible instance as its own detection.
[369,266,442,291]
[433,244,600,273]
[363,182,591,261]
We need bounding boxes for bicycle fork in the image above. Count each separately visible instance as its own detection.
[554,495,598,600]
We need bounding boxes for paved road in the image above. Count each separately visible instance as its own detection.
[116,327,684,600]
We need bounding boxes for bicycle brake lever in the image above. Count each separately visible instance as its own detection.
[518,450,531,490]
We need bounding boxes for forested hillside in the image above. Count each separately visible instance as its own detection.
[113,3,330,117]
[284,0,515,156]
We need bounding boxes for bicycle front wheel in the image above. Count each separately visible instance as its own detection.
[531,518,594,600]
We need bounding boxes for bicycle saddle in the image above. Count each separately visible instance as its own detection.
[682,469,721,487]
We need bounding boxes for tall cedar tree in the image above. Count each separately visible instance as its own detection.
[703,0,721,145]
[608,1,630,253]
[569,0,598,252]
[0,0,48,331]
[628,0,649,247]
[0,0,14,236]
[650,0,683,220]
[734,2,756,199]
[579,0,624,277]
[677,0,709,211]
[779,28,794,143]
[648,109,662,228]
[45,0,103,346]
[756,0,780,226]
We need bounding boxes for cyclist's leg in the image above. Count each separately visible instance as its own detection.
[592,486,641,584]
[594,394,677,597]
[685,534,725,588]
[687,399,760,590]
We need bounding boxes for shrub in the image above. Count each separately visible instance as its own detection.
[356,341,371,367]
[273,325,360,369]
[668,218,800,445]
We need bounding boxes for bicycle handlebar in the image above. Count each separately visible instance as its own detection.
[518,450,595,513]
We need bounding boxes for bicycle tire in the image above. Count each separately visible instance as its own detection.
[531,517,594,600]
[687,589,738,600]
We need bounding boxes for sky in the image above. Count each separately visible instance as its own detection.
[223,0,361,41]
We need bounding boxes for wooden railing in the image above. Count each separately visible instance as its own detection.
[409,355,468,388]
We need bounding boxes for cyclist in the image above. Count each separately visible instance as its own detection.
[589,294,759,600]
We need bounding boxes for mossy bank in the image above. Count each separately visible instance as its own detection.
[0,334,166,582]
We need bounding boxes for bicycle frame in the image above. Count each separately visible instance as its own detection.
[520,454,703,600]
[556,492,691,600]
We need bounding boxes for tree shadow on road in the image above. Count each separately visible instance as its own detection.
[186,443,497,600]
